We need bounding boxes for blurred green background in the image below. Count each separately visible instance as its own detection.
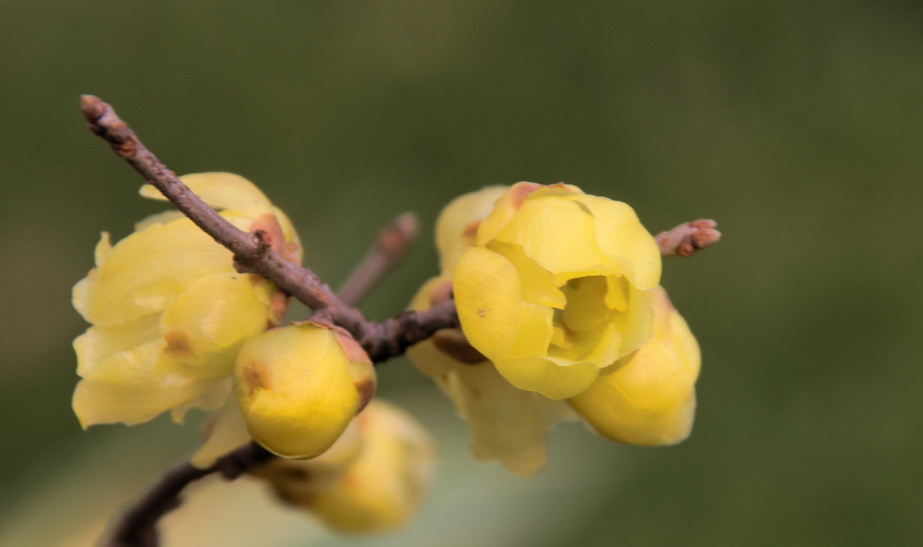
[2,1,921,545]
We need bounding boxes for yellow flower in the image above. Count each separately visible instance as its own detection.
[234,322,376,459]
[567,286,700,445]
[71,173,301,428]
[453,182,662,399]
[407,277,570,476]
[250,400,436,534]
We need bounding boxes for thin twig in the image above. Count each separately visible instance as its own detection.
[338,212,419,307]
[655,219,721,257]
[107,443,273,547]
[82,96,461,546]
[80,95,350,318]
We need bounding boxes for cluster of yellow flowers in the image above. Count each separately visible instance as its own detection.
[72,174,700,532]
[408,182,699,476]
[72,173,435,533]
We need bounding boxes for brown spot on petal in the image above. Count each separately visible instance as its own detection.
[164,332,193,358]
[242,360,269,395]
[354,379,376,412]
[433,329,487,364]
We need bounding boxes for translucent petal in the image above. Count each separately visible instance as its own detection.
[190,391,252,468]
[494,355,599,400]
[494,196,611,278]
[140,172,271,218]
[435,186,506,272]
[73,314,161,377]
[134,211,184,232]
[73,356,221,428]
[169,376,232,424]
[440,362,570,476]
[574,195,661,290]
[80,218,236,326]
[72,233,112,320]
[454,247,522,360]
[159,272,272,377]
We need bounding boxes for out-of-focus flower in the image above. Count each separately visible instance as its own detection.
[567,286,700,445]
[234,322,376,459]
[250,400,436,534]
[453,182,662,400]
[71,173,301,428]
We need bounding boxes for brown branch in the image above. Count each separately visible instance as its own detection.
[81,95,464,546]
[337,212,418,307]
[655,219,721,257]
[107,442,273,547]
[80,95,347,316]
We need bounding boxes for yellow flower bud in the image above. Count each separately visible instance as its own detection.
[235,323,376,459]
[71,173,302,428]
[251,400,436,534]
[567,286,700,445]
[452,182,662,400]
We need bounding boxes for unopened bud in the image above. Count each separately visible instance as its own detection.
[235,322,376,459]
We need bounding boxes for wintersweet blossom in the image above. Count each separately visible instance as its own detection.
[453,182,661,399]
[250,400,436,533]
[234,322,376,459]
[568,285,700,445]
[409,183,700,474]
[408,276,570,476]
[71,173,301,428]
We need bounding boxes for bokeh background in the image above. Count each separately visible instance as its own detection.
[2,2,921,545]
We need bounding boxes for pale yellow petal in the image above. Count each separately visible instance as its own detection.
[169,377,232,424]
[574,195,661,290]
[454,247,522,360]
[306,401,436,533]
[73,314,161,378]
[73,360,222,428]
[441,362,569,476]
[493,355,599,400]
[190,390,252,468]
[435,186,506,272]
[140,172,272,217]
[159,272,272,377]
[494,196,611,280]
[80,218,235,326]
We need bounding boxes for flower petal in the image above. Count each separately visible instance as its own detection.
[574,195,661,290]
[159,272,273,377]
[139,172,271,218]
[494,196,611,281]
[454,247,522,360]
[567,287,700,445]
[494,355,599,400]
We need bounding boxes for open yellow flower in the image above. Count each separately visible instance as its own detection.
[71,172,301,428]
[568,285,700,445]
[453,182,662,399]
[250,400,436,534]
[408,276,571,476]
[234,322,376,459]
